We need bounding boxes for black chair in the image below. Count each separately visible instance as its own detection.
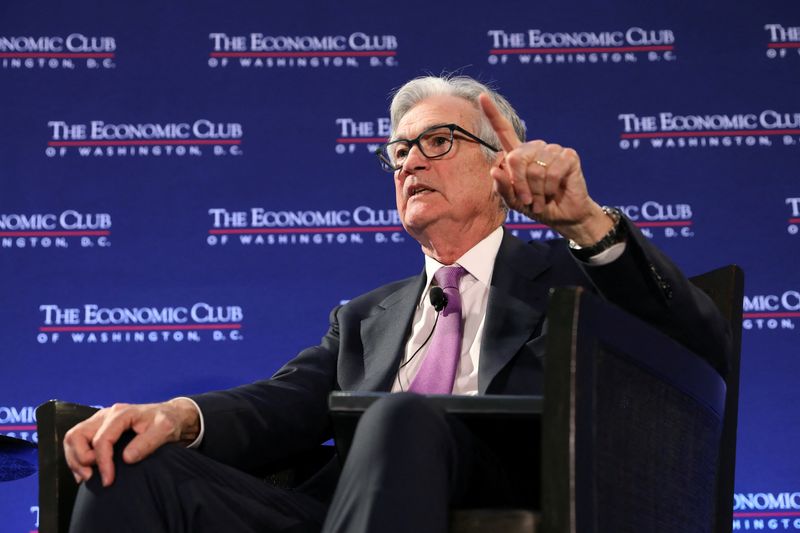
[36,265,743,533]
[538,265,743,533]
[452,265,743,533]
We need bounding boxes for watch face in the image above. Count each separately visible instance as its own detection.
[568,206,627,261]
[602,206,622,224]
[570,209,626,260]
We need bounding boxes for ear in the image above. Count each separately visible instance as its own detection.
[492,150,506,171]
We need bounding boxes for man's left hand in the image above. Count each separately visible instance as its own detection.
[478,93,612,246]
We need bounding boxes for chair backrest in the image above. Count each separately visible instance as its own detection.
[540,265,743,533]
[688,265,744,533]
[36,400,99,533]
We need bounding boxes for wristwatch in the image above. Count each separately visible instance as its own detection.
[568,206,626,261]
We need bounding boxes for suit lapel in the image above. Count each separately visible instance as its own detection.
[358,273,426,391]
[478,231,553,394]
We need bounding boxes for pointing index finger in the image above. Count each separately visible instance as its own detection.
[478,92,521,153]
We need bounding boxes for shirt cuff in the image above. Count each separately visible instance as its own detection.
[583,241,626,265]
[173,396,205,449]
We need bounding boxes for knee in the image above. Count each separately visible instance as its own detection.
[80,442,184,502]
[357,393,449,447]
[364,392,442,425]
[71,443,186,532]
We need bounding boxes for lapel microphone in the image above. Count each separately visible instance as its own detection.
[397,285,448,388]
[429,286,447,312]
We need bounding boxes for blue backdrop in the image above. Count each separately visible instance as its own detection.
[2,1,799,530]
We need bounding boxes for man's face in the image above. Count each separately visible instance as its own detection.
[393,95,500,240]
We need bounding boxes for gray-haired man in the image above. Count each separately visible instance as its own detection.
[66,75,729,533]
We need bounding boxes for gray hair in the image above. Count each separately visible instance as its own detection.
[389,75,526,161]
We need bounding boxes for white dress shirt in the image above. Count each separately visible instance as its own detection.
[391,226,505,395]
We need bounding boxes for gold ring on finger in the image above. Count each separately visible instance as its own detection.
[534,159,548,168]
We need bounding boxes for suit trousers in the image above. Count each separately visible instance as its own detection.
[70,393,518,533]
[69,434,329,533]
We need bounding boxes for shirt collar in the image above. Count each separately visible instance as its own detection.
[421,225,504,302]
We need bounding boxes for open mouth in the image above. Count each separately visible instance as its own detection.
[408,184,435,197]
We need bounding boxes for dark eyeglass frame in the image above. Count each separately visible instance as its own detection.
[375,123,500,172]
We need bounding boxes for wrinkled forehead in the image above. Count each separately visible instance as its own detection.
[393,95,481,140]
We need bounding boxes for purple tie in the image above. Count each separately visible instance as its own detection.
[409,265,468,394]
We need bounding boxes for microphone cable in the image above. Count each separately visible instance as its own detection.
[397,286,447,391]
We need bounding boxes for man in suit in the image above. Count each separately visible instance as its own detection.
[65,75,729,533]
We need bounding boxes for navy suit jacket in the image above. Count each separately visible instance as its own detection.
[192,219,730,477]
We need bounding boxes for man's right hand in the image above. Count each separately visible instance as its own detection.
[64,398,200,487]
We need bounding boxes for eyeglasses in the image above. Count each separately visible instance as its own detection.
[375,123,499,173]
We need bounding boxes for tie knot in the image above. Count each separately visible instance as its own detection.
[434,265,467,290]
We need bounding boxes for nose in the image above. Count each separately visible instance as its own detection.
[400,143,429,174]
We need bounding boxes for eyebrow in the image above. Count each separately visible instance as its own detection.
[391,123,451,142]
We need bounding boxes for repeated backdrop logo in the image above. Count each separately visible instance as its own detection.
[206,206,406,247]
[734,491,800,531]
[0,210,111,250]
[743,290,799,332]
[617,111,800,151]
[207,32,398,69]
[335,116,390,156]
[206,200,691,246]
[0,405,37,443]
[36,302,244,345]
[617,201,694,239]
[0,404,38,533]
[486,26,676,66]
[765,23,800,60]
[505,200,694,241]
[788,198,800,236]
[45,120,244,158]
[0,33,116,70]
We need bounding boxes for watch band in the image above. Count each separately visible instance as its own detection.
[568,206,626,261]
